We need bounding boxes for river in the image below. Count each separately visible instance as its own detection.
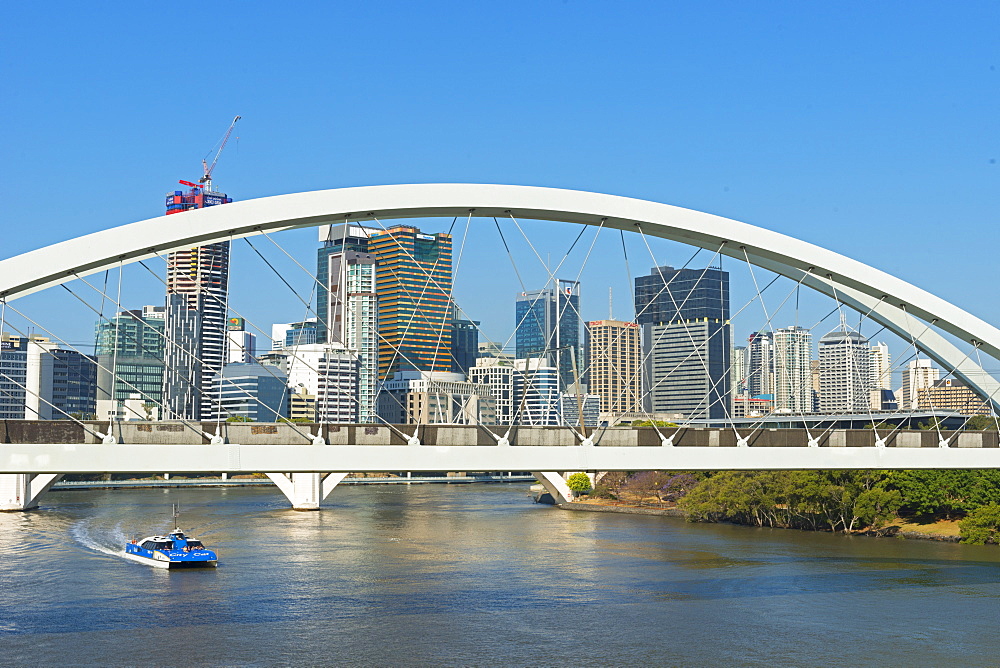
[1,484,998,666]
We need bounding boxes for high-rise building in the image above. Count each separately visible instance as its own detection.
[901,359,940,411]
[917,378,991,415]
[163,183,233,420]
[868,341,892,411]
[95,306,166,420]
[5,335,98,419]
[469,356,515,424]
[450,306,480,375]
[316,224,380,422]
[870,342,891,389]
[209,363,288,422]
[584,320,641,417]
[635,266,731,420]
[746,331,774,398]
[731,345,748,398]
[0,334,27,419]
[773,326,812,413]
[818,321,871,413]
[226,317,256,364]
[512,358,561,426]
[271,320,318,351]
[369,225,453,380]
[559,389,601,428]
[284,343,359,423]
[515,280,582,389]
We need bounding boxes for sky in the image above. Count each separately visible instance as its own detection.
[1,2,998,379]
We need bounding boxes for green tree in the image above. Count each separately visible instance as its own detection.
[892,470,1000,518]
[917,418,947,431]
[964,415,999,431]
[959,504,1000,544]
[226,415,254,422]
[566,472,593,495]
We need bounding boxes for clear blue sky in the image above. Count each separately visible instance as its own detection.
[2,2,998,372]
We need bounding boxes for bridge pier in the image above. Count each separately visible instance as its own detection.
[532,471,577,505]
[0,473,64,511]
[265,472,348,510]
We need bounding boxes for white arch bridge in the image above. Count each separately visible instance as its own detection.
[1,184,998,510]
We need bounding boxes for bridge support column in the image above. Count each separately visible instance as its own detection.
[0,473,64,511]
[265,472,349,510]
[531,471,576,505]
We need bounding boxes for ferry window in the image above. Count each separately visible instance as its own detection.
[187,541,204,549]
[141,541,155,550]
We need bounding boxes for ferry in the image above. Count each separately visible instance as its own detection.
[123,505,218,569]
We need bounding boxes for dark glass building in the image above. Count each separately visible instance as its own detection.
[515,280,581,389]
[634,266,731,420]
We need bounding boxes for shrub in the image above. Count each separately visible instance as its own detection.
[959,504,1000,545]
[566,472,593,495]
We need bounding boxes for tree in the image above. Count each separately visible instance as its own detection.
[226,415,254,422]
[959,504,1000,544]
[964,415,999,431]
[566,472,593,495]
[593,471,629,499]
[892,470,1000,518]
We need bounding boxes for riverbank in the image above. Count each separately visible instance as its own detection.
[561,498,963,542]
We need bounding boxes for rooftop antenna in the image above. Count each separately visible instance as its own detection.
[609,286,613,320]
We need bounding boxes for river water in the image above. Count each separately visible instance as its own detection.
[1,484,998,667]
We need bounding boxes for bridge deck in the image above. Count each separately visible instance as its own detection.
[1,422,998,474]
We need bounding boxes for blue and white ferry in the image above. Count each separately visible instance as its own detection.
[123,505,218,569]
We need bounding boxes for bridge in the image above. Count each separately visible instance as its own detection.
[1,184,998,511]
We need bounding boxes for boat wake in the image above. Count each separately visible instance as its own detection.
[70,519,130,559]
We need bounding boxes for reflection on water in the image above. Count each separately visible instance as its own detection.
[1,484,999,667]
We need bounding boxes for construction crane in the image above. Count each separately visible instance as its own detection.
[198,115,241,191]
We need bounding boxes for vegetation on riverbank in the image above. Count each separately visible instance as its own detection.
[587,469,1000,545]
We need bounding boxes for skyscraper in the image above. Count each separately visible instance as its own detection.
[901,359,940,410]
[772,326,813,412]
[162,183,233,419]
[95,305,166,419]
[449,306,480,375]
[369,225,453,380]
[731,345,748,399]
[746,331,774,398]
[515,280,581,389]
[226,317,256,364]
[635,266,731,420]
[818,321,871,413]
[584,319,641,417]
[317,224,378,422]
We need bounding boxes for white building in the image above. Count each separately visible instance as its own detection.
[377,370,494,425]
[731,345,748,399]
[746,331,774,398]
[322,237,379,423]
[227,322,256,365]
[284,343,359,423]
[773,326,813,413]
[818,322,871,413]
[512,358,561,426]
[901,359,940,411]
[469,357,516,424]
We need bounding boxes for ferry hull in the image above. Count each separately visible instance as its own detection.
[122,551,217,569]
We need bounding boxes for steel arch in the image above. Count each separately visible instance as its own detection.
[1,183,997,410]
